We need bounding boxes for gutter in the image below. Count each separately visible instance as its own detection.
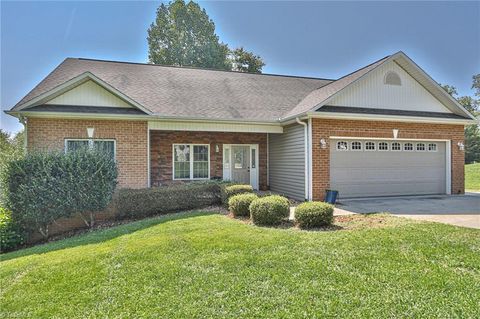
[296,117,309,201]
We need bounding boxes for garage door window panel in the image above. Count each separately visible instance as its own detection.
[351,141,362,151]
[365,142,376,151]
[392,142,401,151]
[416,143,426,152]
[428,143,438,152]
[337,141,348,151]
[404,143,414,151]
[379,142,389,151]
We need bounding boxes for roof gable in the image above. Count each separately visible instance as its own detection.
[328,60,453,113]
[46,80,133,108]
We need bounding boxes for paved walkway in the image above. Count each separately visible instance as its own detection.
[336,193,480,229]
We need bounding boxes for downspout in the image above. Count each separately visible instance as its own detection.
[295,118,309,201]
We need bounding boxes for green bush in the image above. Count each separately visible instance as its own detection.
[249,195,290,226]
[116,182,221,219]
[295,202,334,228]
[221,184,253,206]
[4,149,117,238]
[0,207,25,253]
[228,193,258,217]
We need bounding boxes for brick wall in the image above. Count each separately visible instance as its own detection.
[150,130,268,190]
[27,118,148,188]
[311,119,465,200]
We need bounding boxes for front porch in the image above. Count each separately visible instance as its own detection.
[149,130,269,190]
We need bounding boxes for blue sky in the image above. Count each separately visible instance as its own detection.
[1,1,479,133]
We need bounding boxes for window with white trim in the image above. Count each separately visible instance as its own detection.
[416,143,426,151]
[428,143,437,152]
[336,141,348,151]
[65,139,116,159]
[391,142,401,151]
[350,141,362,151]
[404,143,414,151]
[173,144,210,180]
[378,142,389,151]
[365,141,376,151]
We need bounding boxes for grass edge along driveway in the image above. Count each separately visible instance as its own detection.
[1,211,479,318]
[465,163,480,191]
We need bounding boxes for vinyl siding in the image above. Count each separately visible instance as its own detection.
[329,61,452,113]
[268,124,305,200]
[47,80,133,108]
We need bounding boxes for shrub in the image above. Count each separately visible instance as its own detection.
[116,182,221,219]
[0,207,25,253]
[295,202,334,228]
[220,184,253,206]
[249,195,290,226]
[228,193,258,217]
[4,149,117,237]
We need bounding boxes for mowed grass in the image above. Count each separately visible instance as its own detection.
[1,212,479,318]
[465,163,480,191]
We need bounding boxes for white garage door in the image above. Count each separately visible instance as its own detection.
[330,139,447,198]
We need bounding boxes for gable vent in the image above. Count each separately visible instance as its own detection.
[384,71,402,86]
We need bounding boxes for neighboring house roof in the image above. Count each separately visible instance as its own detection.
[25,104,147,115]
[12,58,332,122]
[8,51,476,123]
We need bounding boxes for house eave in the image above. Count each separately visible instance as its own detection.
[305,111,478,125]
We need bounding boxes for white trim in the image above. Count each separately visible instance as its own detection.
[266,134,270,186]
[296,118,309,200]
[446,141,452,194]
[330,136,452,194]
[148,120,282,133]
[308,118,313,201]
[14,72,151,114]
[306,111,477,125]
[147,128,151,187]
[64,138,117,160]
[172,144,210,181]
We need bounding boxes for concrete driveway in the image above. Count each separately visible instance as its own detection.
[336,193,480,229]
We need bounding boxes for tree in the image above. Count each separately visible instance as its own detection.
[147,0,265,73]
[230,47,265,73]
[441,79,480,163]
[0,130,24,205]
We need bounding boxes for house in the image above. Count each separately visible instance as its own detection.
[6,51,477,201]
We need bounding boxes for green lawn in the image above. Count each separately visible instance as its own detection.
[465,163,480,191]
[1,212,479,318]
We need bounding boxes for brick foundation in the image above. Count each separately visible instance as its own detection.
[311,119,465,200]
[149,130,268,190]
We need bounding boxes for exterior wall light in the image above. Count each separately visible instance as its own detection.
[457,142,465,151]
[320,139,327,149]
[215,144,220,153]
[87,128,95,138]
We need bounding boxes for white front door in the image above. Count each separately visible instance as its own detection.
[223,144,259,190]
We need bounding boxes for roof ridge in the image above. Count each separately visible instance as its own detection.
[73,57,337,81]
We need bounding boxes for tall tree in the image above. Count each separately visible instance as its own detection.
[147,0,264,73]
[229,47,265,73]
[441,79,480,163]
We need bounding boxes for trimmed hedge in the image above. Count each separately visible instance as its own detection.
[249,195,290,226]
[116,182,221,219]
[228,193,258,217]
[0,207,25,253]
[221,184,253,206]
[295,202,334,228]
[4,149,117,237]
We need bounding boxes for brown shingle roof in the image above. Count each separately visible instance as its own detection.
[14,58,333,122]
